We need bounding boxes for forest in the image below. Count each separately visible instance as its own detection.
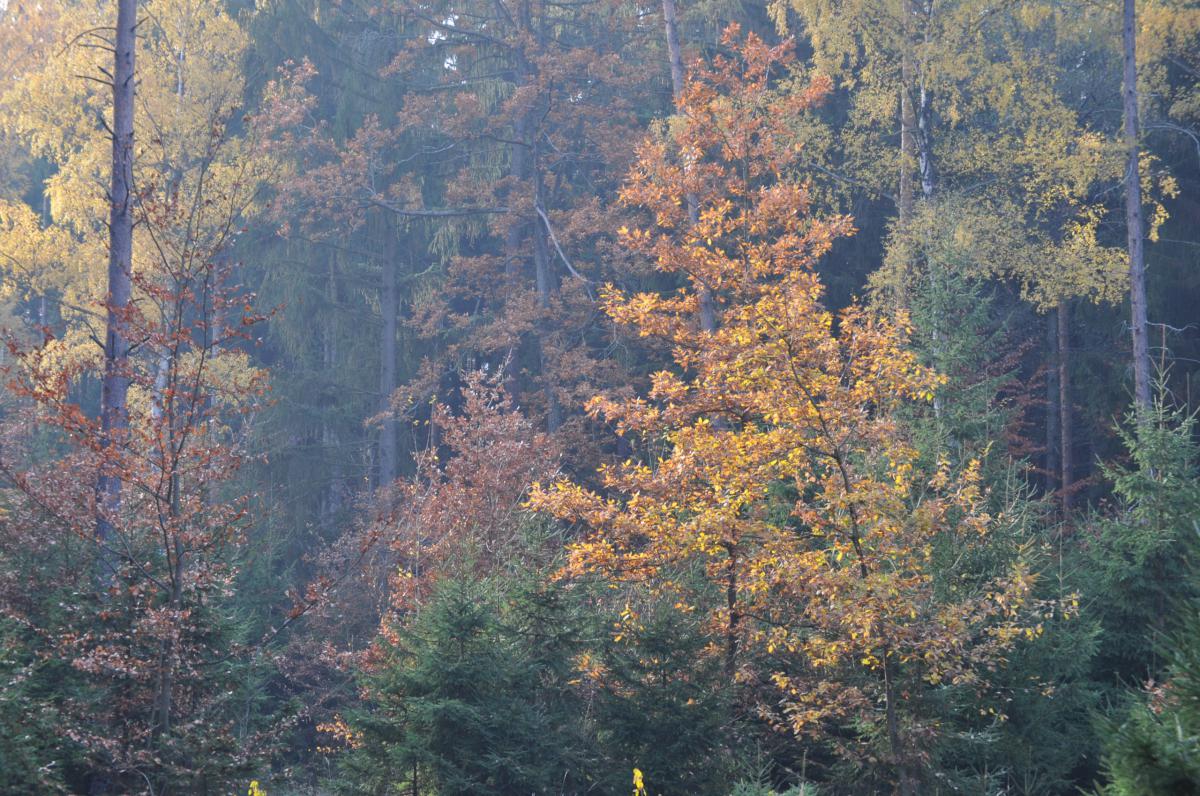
[1,0,1199,793]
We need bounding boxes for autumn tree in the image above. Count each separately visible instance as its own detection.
[308,368,560,647]
[1117,0,1200,418]
[765,0,1086,506]
[0,0,279,790]
[257,0,659,462]
[531,30,1050,792]
[1,242,270,792]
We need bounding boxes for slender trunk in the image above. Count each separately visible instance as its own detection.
[1045,312,1060,496]
[1123,0,1152,415]
[724,545,739,680]
[661,0,716,333]
[504,118,529,283]
[94,0,138,585]
[322,256,343,519]
[151,354,169,421]
[519,105,563,431]
[152,560,182,740]
[916,87,935,199]
[378,218,398,488]
[532,178,562,432]
[915,0,935,202]
[661,0,686,103]
[152,346,180,744]
[503,23,531,400]
[1058,302,1073,517]
[840,451,913,793]
[884,654,915,796]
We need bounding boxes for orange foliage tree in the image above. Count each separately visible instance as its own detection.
[530,28,1048,791]
[307,369,560,655]
[376,370,560,627]
[0,86,273,793]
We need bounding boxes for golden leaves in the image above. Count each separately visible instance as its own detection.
[531,28,1040,747]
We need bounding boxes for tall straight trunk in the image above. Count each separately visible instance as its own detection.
[532,184,559,432]
[884,654,916,796]
[152,483,183,741]
[724,545,739,680]
[95,0,137,581]
[916,47,941,416]
[503,8,532,398]
[914,0,936,201]
[504,110,530,284]
[501,112,527,400]
[661,0,716,333]
[1058,302,1073,517]
[916,87,935,199]
[1045,312,1061,496]
[898,80,915,223]
[900,0,937,210]
[891,5,917,309]
[661,0,686,103]
[322,255,344,520]
[1123,0,1152,415]
[378,218,398,488]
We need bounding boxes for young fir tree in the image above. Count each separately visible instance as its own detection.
[1099,611,1200,795]
[1084,399,1200,689]
[333,569,609,796]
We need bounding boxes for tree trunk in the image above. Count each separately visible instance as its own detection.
[915,0,936,202]
[899,76,915,223]
[661,0,717,333]
[916,90,935,199]
[884,653,915,796]
[1058,301,1073,517]
[322,256,344,520]
[724,545,739,680]
[1045,312,1060,496]
[94,0,137,586]
[661,0,686,104]
[378,217,398,488]
[520,110,564,431]
[531,191,562,432]
[1123,0,1152,415]
[503,13,533,399]
[504,109,529,283]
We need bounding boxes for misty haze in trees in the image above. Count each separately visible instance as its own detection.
[0,0,1199,794]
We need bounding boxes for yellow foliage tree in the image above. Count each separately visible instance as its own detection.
[769,0,1160,309]
[0,0,272,389]
[0,2,278,786]
[530,30,1050,793]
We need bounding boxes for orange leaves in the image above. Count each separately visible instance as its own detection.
[531,27,1042,754]
[363,370,562,624]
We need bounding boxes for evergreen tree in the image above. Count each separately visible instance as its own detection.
[1085,399,1200,688]
[335,571,609,795]
[1099,611,1200,795]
